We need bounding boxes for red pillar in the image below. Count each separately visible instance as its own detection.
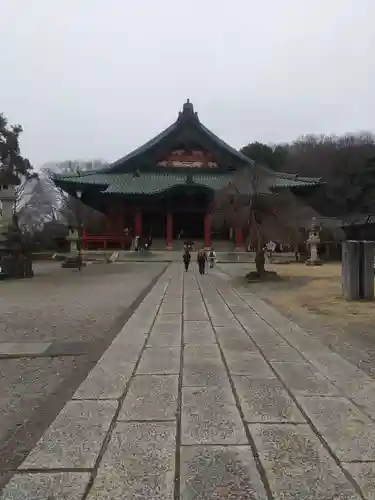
[134,210,142,237]
[166,211,173,250]
[235,227,244,250]
[204,213,212,249]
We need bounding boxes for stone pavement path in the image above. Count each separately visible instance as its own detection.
[2,264,375,498]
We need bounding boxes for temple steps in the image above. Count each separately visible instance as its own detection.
[79,250,297,264]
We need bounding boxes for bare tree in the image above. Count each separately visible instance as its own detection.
[214,165,318,275]
[46,161,106,232]
[17,176,59,233]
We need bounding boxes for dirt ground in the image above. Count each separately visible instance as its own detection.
[250,263,375,327]
[219,262,375,378]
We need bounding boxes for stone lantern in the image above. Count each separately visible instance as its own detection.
[62,226,85,270]
[306,216,322,266]
[66,227,79,254]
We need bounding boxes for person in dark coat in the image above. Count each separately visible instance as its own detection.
[183,248,191,272]
[197,247,207,275]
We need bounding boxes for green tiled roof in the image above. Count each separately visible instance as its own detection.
[54,169,321,196]
[104,172,233,194]
[270,173,322,189]
[53,171,114,185]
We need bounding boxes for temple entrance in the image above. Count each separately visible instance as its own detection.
[173,212,204,239]
[143,211,166,238]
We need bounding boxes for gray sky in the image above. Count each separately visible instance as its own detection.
[2,0,374,167]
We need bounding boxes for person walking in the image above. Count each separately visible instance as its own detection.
[183,248,191,272]
[197,247,207,275]
[208,247,216,268]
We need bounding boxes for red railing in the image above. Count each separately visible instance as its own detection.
[82,233,132,250]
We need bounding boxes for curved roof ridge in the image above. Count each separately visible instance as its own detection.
[198,122,255,166]
[104,121,178,172]
[100,101,262,173]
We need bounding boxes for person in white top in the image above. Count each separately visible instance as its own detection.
[266,240,276,259]
[208,248,217,268]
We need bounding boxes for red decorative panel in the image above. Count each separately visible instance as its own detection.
[157,150,218,168]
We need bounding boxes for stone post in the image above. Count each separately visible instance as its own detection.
[342,240,374,300]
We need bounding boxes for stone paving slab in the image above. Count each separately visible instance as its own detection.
[155,313,182,324]
[118,375,178,421]
[184,344,221,361]
[73,360,135,400]
[214,325,259,349]
[183,359,230,388]
[147,330,182,346]
[151,318,182,336]
[343,463,375,500]
[234,376,305,423]
[272,361,340,396]
[5,264,375,498]
[159,301,183,315]
[73,344,141,399]
[224,351,275,377]
[0,472,91,500]
[0,342,52,356]
[137,346,180,374]
[86,421,176,500]
[298,395,375,461]
[19,400,117,469]
[180,445,267,500]
[308,351,375,396]
[181,386,247,445]
[259,343,306,362]
[183,321,216,344]
[250,423,361,499]
[183,305,208,321]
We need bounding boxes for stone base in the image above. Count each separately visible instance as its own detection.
[166,244,173,251]
[305,259,322,266]
[61,256,86,269]
[245,270,280,283]
[0,255,34,279]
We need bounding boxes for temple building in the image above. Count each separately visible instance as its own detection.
[54,100,320,250]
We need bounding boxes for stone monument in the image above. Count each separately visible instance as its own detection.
[306,216,322,266]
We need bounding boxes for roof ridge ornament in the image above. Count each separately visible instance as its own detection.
[178,99,198,121]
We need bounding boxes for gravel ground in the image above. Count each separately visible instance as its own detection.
[0,262,165,343]
[0,261,166,481]
[219,262,375,379]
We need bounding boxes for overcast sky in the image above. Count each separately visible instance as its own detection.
[1,0,374,167]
